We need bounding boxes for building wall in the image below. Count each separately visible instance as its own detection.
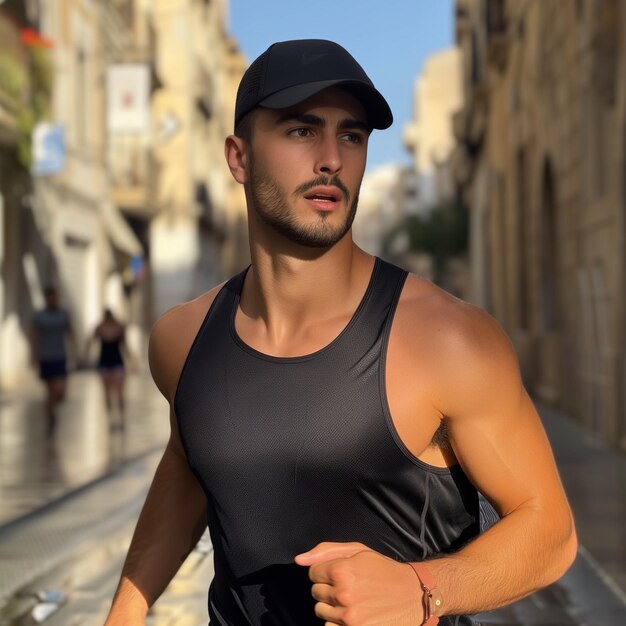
[404,47,463,215]
[33,0,112,348]
[150,0,246,317]
[454,0,626,448]
[219,38,249,279]
[0,0,246,385]
[0,6,32,388]
[0,1,110,387]
[403,45,468,295]
[354,164,414,259]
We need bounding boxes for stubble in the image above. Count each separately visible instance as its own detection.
[248,153,360,249]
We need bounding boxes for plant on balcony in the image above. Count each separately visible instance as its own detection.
[16,40,54,168]
[0,53,27,103]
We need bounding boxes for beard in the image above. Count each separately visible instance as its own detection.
[248,155,360,249]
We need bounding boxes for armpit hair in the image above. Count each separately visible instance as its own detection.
[431,419,450,450]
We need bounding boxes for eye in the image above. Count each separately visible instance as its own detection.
[288,127,313,138]
[340,132,365,144]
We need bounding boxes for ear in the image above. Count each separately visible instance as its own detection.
[224,134,249,184]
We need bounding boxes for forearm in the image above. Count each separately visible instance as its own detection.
[425,505,577,616]
[105,578,149,624]
[106,442,207,623]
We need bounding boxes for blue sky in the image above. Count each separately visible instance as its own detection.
[228,1,454,172]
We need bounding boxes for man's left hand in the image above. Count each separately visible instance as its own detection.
[295,542,423,625]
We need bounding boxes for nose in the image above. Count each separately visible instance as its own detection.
[314,136,343,176]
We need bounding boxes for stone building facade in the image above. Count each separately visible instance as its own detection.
[453,0,626,448]
[149,0,247,317]
[403,45,469,298]
[404,47,463,215]
[0,0,247,388]
[0,1,44,387]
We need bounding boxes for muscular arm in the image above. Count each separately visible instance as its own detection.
[106,423,207,623]
[422,306,577,615]
[297,294,576,624]
[105,292,219,624]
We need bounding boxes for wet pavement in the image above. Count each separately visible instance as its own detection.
[541,405,626,599]
[0,367,625,625]
[0,367,169,527]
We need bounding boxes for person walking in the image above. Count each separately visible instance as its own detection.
[86,309,129,428]
[30,287,76,434]
[105,39,577,625]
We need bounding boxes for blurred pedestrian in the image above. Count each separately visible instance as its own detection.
[85,309,129,428]
[106,39,576,626]
[30,286,76,434]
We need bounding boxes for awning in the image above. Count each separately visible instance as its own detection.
[100,200,143,257]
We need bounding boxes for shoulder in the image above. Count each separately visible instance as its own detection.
[149,282,226,403]
[400,274,510,345]
[394,274,522,413]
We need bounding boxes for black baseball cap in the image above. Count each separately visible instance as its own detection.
[234,39,393,131]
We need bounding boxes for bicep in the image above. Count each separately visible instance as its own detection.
[145,407,206,534]
[160,411,207,545]
[439,321,569,519]
[449,390,565,518]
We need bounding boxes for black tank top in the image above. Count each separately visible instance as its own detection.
[175,258,480,626]
[99,338,124,368]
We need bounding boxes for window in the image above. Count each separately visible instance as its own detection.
[540,162,560,331]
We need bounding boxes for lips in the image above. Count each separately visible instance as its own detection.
[303,186,342,208]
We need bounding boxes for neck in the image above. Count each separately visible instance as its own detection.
[241,236,373,345]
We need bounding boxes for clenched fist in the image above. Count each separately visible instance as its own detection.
[295,542,423,626]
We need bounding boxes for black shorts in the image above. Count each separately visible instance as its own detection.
[39,359,67,380]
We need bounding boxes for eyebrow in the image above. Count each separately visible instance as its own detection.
[275,113,371,134]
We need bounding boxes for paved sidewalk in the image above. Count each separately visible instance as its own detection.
[0,450,162,605]
[476,402,626,624]
[0,365,172,624]
[540,403,626,601]
[0,367,169,528]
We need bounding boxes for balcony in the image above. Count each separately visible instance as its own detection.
[110,0,134,27]
[486,0,508,72]
[108,137,160,217]
[455,0,471,41]
[0,10,27,144]
[0,85,19,144]
[99,1,162,91]
[452,91,487,154]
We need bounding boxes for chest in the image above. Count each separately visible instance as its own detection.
[37,311,67,333]
[178,345,393,478]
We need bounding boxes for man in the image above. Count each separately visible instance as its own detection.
[30,286,75,434]
[106,40,576,625]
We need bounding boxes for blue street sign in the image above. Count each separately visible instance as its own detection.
[32,122,66,176]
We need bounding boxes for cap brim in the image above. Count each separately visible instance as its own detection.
[259,79,393,130]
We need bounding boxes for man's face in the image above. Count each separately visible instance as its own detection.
[244,88,370,248]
